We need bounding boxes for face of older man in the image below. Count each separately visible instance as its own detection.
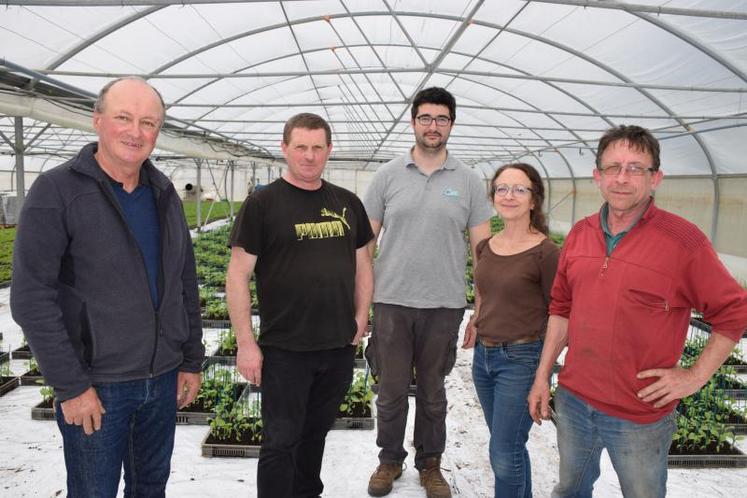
[93,79,163,172]
[593,139,663,219]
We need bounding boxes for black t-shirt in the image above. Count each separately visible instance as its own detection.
[229,178,374,351]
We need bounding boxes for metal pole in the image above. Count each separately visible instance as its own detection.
[195,158,202,232]
[229,161,235,218]
[14,116,25,223]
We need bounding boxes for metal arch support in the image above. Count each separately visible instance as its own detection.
[454,73,580,225]
[14,116,26,220]
[526,1,747,21]
[628,12,746,242]
[229,160,235,217]
[366,0,486,162]
[44,6,167,71]
[194,158,202,232]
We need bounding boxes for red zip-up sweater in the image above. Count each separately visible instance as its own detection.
[550,201,747,423]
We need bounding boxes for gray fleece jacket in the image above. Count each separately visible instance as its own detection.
[11,143,204,401]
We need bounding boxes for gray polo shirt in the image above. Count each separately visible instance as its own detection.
[364,150,494,308]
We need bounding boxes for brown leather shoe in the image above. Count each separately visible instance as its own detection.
[367,463,403,497]
[418,457,452,498]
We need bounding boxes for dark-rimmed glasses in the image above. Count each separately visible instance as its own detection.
[415,114,451,127]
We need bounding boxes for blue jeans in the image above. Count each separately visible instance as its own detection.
[257,345,354,498]
[552,386,677,498]
[54,369,178,498]
[472,340,542,498]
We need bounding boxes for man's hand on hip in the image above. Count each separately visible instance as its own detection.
[636,366,701,408]
[237,341,263,386]
[60,386,106,436]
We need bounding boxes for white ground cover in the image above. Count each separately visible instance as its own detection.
[1,287,746,497]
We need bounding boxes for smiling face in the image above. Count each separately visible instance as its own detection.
[412,103,453,152]
[492,167,535,225]
[593,139,663,219]
[93,79,163,173]
[281,127,332,189]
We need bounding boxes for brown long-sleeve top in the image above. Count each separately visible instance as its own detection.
[473,237,560,343]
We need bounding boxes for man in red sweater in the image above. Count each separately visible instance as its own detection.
[527,125,747,498]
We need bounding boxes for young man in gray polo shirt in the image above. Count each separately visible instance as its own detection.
[365,87,493,498]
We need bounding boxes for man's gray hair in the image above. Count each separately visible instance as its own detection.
[94,76,166,123]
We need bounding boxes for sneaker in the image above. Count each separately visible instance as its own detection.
[367,463,403,497]
[418,457,451,498]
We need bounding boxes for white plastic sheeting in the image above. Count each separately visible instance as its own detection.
[0,0,744,176]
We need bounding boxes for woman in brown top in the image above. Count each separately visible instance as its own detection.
[463,162,559,498]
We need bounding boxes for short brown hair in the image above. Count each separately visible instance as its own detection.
[596,125,660,171]
[283,113,332,145]
[94,76,166,122]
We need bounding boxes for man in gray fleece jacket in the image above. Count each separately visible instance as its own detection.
[10,77,204,498]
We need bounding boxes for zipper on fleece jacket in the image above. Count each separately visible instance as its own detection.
[600,256,609,276]
[98,179,161,377]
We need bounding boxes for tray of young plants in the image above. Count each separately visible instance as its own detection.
[31,384,55,421]
[209,328,238,362]
[354,341,367,369]
[668,355,747,468]
[20,358,44,386]
[333,370,374,430]
[11,341,33,360]
[683,337,747,399]
[0,361,19,397]
[177,363,247,425]
[201,387,262,458]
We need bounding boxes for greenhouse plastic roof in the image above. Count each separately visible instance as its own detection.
[1,0,746,179]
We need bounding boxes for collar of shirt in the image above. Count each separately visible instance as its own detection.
[599,198,650,256]
[404,147,457,172]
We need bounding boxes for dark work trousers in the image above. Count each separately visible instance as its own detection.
[257,345,355,498]
[370,303,464,469]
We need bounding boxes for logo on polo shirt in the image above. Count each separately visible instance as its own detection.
[442,188,460,198]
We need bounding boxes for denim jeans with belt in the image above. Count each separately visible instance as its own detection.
[54,368,178,498]
[472,339,542,498]
[552,385,677,498]
[257,345,354,498]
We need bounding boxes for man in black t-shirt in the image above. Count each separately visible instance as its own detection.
[226,113,374,498]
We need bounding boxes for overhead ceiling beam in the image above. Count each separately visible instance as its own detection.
[0,93,273,162]
[526,0,747,21]
[38,67,747,94]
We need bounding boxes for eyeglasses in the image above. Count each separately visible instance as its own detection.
[493,184,533,198]
[599,163,655,176]
[415,114,452,127]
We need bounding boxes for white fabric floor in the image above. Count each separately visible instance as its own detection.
[1,287,746,497]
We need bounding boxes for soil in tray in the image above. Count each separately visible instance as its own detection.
[204,429,262,446]
[725,411,747,425]
[12,344,32,356]
[35,398,54,410]
[21,367,42,377]
[718,378,747,390]
[668,441,744,456]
